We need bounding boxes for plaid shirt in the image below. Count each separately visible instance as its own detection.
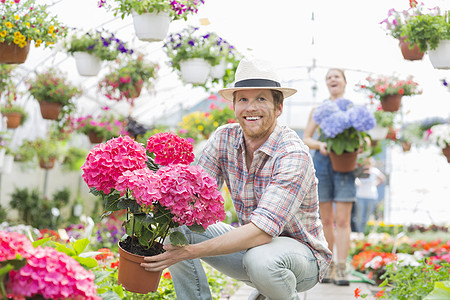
[197,123,332,281]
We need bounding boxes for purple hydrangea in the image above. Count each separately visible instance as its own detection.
[335,98,353,111]
[320,111,350,138]
[313,100,339,124]
[348,105,376,132]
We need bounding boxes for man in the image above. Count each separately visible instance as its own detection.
[141,58,332,300]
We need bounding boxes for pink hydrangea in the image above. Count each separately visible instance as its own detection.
[7,246,100,299]
[81,136,147,194]
[0,231,35,262]
[146,132,195,166]
[115,168,162,207]
[157,164,226,228]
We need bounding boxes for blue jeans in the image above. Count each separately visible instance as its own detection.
[352,197,377,232]
[168,223,319,300]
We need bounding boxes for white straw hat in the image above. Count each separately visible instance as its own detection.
[218,58,297,101]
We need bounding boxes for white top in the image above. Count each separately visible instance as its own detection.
[356,167,384,199]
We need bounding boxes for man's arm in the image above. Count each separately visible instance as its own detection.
[141,222,272,272]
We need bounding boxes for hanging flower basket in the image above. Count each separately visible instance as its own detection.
[380,94,402,112]
[87,131,105,144]
[132,11,171,42]
[180,58,211,84]
[4,112,22,129]
[39,101,62,120]
[210,60,227,79]
[401,141,412,152]
[329,151,358,173]
[73,52,102,76]
[442,146,450,163]
[398,36,424,61]
[428,40,450,70]
[118,241,163,294]
[0,42,30,64]
[39,157,56,170]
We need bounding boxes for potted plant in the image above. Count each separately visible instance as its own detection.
[357,74,422,112]
[379,3,438,61]
[81,133,226,293]
[0,65,28,128]
[65,29,134,76]
[98,0,205,42]
[163,26,241,86]
[313,99,376,172]
[28,68,82,120]
[427,123,450,162]
[368,106,396,141]
[0,0,67,64]
[402,9,450,68]
[0,104,28,129]
[98,54,158,105]
[74,109,129,143]
[30,137,65,169]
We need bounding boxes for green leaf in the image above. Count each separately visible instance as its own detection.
[73,238,90,255]
[93,269,112,284]
[188,224,206,233]
[74,256,98,269]
[135,213,155,224]
[89,187,103,196]
[424,281,450,300]
[104,192,122,212]
[170,231,189,246]
[54,244,76,257]
[32,237,52,247]
[98,290,123,300]
[117,197,140,213]
[0,264,15,277]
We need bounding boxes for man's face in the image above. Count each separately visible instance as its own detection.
[233,89,282,141]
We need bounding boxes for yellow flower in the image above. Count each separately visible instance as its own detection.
[52,33,55,38]
[14,15,20,21]
[198,125,204,131]
[19,35,26,42]
[19,41,27,48]
[14,31,21,38]
[26,22,30,28]
[6,22,14,29]
[208,115,213,120]
[35,42,41,48]
[13,37,20,44]
[213,121,219,127]
[36,39,42,44]
[0,31,6,37]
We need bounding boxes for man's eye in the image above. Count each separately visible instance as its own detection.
[258,97,266,101]
[239,98,247,102]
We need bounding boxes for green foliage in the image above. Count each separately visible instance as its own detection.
[0,203,7,222]
[65,30,133,61]
[402,13,450,52]
[61,146,88,172]
[424,281,450,300]
[374,110,396,128]
[379,259,450,299]
[28,68,82,105]
[30,137,65,161]
[324,127,370,155]
[9,187,70,229]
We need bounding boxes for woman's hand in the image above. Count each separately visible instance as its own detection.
[319,142,328,156]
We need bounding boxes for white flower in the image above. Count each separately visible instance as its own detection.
[428,123,450,149]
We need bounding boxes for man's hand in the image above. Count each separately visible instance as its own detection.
[141,244,191,272]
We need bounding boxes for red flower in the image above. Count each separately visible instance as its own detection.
[163,271,172,279]
[95,248,114,261]
[375,290,384,298]
[110,260,119,269]
[354,287,361,298]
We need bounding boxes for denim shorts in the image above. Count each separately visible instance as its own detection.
[313,151,356,202]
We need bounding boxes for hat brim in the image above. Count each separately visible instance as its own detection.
[218,87,297,102]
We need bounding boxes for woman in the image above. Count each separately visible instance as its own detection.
[303,68,354,286]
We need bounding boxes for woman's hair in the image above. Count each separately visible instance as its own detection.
[326,68,347,83]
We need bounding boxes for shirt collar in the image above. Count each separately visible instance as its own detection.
[234,123,282,157]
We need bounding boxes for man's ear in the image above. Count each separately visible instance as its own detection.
[276,102,283,117]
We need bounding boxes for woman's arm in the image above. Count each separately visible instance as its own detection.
[303,108,328,155]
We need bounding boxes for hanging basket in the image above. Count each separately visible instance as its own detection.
[39,101,62,120]
[210,60,227,79]
[380,94,402,112]
[0,42,31,64]
[398,36,424,61]
[39,157,56,170]
[132,11,171,42]
[428,40,450,70]
[401,141,412,152]
[442,145,450,163]
[179,58,211,84]
[118,241,163,294]
[73,52,102,76]
[329,151,358,173]
[4,112,23,129]
[367,125,389,141]
[87,131,104,144]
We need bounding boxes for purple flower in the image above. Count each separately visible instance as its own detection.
[348,106,376,132]
[188,40,195,46]
[313,100,339,124]
[335,98,353,111]
[320,111,350,138]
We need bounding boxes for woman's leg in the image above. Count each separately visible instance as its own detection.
[333,201,353,285]
[319,201,334,252]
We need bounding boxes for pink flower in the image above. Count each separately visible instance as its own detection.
[0,231,35,262]
[116,168,162,206]
[157,164,226,228]
[7,247,100,299]
[146,132,195,166]
[81,136,147,194]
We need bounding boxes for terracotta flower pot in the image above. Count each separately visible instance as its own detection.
[380,94,402,112]
[39,157,56,170]
[398,36,424,61]
[328,151,358,173]
[401,141,412,152]
[4,112,22,129]
[442,146,450,163]
[39,101,62,120]
[87,131,104,144]
[0,42,31,64]
[118,242,163,294]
